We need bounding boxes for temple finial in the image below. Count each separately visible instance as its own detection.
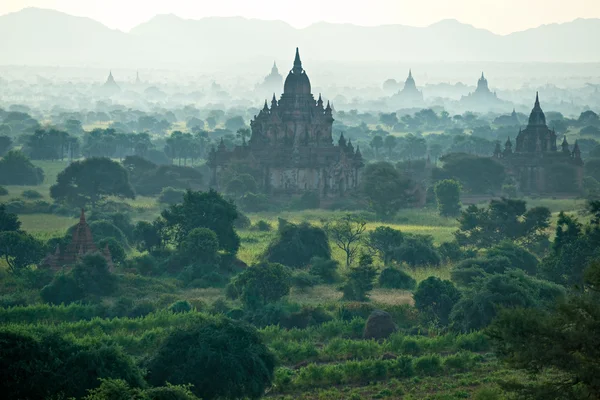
[293,47,302,71]
[80,208,86,224]
[535,91,540,107]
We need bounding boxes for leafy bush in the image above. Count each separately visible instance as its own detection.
[233,212,251,229]
[451,256,512,286]
[0,150,44,185]
[378,267,416,290]
[226,262,292,308]
[438,241,469,263]
[291,270,321,291]
[487,241,538,275]
[126,254,159,276]
[87,220,128,247]
[0,186,7,196]
[98,237,126,266]
[414,354,443,376]
[254,220,272,231]
[340,254,378,301]
[263,221,331,268]
[147,317,275,400]
[413,277,461,326]
[309,256,340,284]
[392,235,441,267]
[40,272,84,305]
[434,179,462,217]
[0,329,144,400]
[21,189,43,199]
[158,187,185,205]
[169,300,192,313]
[451,270,565,332]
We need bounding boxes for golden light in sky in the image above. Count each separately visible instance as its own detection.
[2,0,599,34]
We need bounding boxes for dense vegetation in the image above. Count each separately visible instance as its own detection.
[0,101,599,399]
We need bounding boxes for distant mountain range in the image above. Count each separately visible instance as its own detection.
[0,7,599,69]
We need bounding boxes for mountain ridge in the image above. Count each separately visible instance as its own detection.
[0,7,598,68]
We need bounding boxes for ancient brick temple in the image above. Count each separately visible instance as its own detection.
[42,209,113,270]
[493,93,584,194]
[209,48,364,196]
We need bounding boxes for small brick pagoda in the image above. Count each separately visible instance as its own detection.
[42,209,113,270]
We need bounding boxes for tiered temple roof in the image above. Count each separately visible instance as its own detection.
[42,209,113,270]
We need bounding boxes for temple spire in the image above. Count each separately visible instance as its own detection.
[293,47,302,72]
[79,208,86,224]
[535,92,540,108]
[271,93,278,108]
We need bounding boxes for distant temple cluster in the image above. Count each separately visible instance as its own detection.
[209,48,364,196]
[494,93,583,194]
[42,209,113,270]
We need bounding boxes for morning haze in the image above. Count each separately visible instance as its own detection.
[0,1,599,400]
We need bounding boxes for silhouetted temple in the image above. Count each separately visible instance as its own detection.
[391,69,424,106]
[257,61,283,95]
[493,93,583,194]
[209,48,363,196]
[42,209,113,270]
[461,72,504,110]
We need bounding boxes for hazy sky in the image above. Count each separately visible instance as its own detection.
[2,0,599,34]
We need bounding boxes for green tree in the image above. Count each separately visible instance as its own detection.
[340,254,378,301]
[179,227,220,265]
[370,135,384,158]
[434,179,462,217]
[0,203,21,232]
[365,226,404,266]
[451,270,564,332]
[0,231,44,274]
[378,266,416,290]
[361,162,414,220]
[263,220,331,268]
[433,153,505,194]
[98,237,126,266]
[413,277,461,326]
[0,150,44,185]
[487,261,600,399]
[50,157,135,208]
[0,135,12,156]
[226,262,291,308]
[325,214,367,267]
[161,189,239,254]
[455,198,551,249]
[540,203,600,287]
[384,134,398,156]
[0,330,144,400]
[147,318,275,400]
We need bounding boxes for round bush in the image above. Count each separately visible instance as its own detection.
[158,187,185,205]
[147,317,275,400]
[21,189,43,199]
[0,186,8,196]
[378,267,416,290]
[169,300,192,313]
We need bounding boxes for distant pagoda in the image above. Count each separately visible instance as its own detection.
[102,70,121,94]
[391,69,424,107]
[42,209,113,270]
[460,72,504,111]
[257,61,283,96]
